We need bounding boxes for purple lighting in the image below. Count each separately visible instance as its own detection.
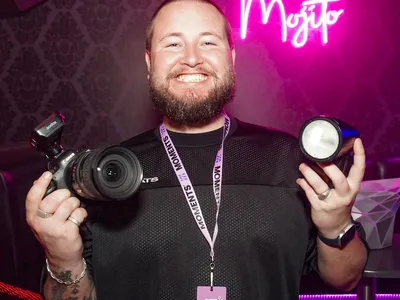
[300,295,400,299]
[1,171,13,184]
[240,0,344,47]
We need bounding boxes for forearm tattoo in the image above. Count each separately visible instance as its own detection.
[48,270,96,300]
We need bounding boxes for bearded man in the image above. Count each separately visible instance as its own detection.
[26,1,368,299]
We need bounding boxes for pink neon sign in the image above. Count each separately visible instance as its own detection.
[240,0,344,47]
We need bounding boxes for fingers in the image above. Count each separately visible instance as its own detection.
[26,171,53,220]
[38,189,72,215]
[314,138,365,194]
[65,207,88,229]
[298,161,350,199]
[315,162,350,196]
[298,163,330,195]
[347,138,366,187]
[296,178,321,208]
[52,197,81,221]
[298,139,366,201]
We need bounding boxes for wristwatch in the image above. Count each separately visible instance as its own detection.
[317,223,356,248]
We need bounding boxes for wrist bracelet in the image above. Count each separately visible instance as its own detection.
[46,257,87,285]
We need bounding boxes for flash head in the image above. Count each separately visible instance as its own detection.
[299,116,360,163]
[30,112,65,159]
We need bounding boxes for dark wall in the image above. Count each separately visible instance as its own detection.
[0,0,399,160]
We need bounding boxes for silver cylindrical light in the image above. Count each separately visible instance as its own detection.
[299,116,360,162]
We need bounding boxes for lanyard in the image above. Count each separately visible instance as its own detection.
[159,113,231,288]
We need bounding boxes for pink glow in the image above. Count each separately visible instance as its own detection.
[299,295,400,299]
[240,0,344,47]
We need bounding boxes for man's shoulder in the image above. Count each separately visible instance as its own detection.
[120,128,159,149]
[233,118,299,145]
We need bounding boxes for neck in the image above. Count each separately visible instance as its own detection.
[163,113,226,134]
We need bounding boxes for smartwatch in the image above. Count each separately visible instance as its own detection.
[317,223,356,248]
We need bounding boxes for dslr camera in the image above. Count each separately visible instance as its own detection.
[30,113,143,201]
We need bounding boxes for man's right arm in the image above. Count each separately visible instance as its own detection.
[25,172,95,300]
[43,260,96,299]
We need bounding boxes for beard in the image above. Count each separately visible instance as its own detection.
[149,68,235,126]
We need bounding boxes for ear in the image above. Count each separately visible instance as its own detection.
[231,47,236,67]
[145,50,151,79]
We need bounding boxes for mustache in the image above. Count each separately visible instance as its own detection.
[167,67,218,80]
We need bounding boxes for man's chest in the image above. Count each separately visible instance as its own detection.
[93,184,310,264]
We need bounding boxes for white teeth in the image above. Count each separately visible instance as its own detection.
[177,74,208,83]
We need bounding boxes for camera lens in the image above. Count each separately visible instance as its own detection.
[103,162,122,182]
[72,145,143,201]
[96,153,132,191]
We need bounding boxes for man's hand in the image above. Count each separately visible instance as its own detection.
[25,171,87,269]
[296,138,366,238]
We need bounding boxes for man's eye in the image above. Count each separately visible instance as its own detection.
[167,43,180,47]
[203,42,215,46]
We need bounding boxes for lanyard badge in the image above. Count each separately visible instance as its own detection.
[160,113,230,300]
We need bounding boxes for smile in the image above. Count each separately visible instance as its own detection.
[176,74,208,83]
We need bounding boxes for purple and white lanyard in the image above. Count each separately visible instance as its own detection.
[160,113,231,289]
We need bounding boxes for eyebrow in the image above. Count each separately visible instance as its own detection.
[159,31,224,42]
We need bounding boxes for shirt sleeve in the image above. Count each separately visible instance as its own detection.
[302,220,319,275]
[81,213,94,276]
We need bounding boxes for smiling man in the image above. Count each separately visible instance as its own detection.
[28,1,368,300]
[146,0,236,130]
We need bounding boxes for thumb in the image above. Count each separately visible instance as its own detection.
[25,171,53,219]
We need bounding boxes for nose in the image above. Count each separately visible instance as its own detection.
[180,44,203,67]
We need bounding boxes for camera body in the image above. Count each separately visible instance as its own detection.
[31,113,143,201]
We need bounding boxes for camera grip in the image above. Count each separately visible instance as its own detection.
[44,179,57,198]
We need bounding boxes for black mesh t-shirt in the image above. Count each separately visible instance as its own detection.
[78,118,340,299]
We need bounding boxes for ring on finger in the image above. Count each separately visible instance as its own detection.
[318,188,331,200]
[67,216,81,227]
[37,208,54,219]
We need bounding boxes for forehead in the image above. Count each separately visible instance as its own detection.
[153,2,226,39]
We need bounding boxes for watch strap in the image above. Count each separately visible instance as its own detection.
[318,223,356,248]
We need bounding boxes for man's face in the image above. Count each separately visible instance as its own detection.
[146,1,236,125]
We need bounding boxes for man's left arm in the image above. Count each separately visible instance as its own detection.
[297,138,368,291]
[317,226,368,291]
